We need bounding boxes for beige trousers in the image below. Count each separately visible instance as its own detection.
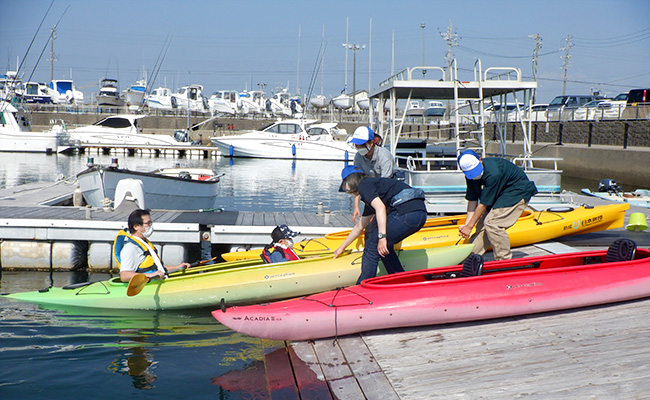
[470,199,528,260]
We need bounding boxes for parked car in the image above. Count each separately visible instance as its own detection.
[593,93,627,120]
[573,99,610,121]
[546,95,599,121]
[622,89,650,120]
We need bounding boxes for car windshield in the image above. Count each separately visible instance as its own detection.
[549,96,568,106]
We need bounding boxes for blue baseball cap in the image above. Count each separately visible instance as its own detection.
[457,150,483,179]
[349,126,375,145]
[339,165,364,192]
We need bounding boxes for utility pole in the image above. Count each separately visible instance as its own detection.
[440,20,459,81]
[560,34,573,96]
[529,33,543,104]
[48,27,57,81]
[420,23,426,77]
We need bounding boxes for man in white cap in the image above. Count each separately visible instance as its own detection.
[349,126,396,222]
[457,150,538,260]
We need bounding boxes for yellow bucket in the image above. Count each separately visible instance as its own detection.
[626,212,648,231]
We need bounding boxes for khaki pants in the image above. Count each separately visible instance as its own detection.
[470,199,528,260]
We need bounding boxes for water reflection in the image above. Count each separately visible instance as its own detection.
[110,333,158,390]
[0,152,354,214]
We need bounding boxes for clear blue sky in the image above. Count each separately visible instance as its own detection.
[3,0,649,104]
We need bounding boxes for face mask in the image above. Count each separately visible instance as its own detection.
[143,225,154,238]
[278,239,293,249]
[356,146,370,156]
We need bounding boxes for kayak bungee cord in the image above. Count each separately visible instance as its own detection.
[302,287,373,342]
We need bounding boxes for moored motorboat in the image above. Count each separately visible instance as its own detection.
[209,119,355,161]
[76,161,222,210]
[213,240,649,341]
[221,203,629,261]
[0,101,74,153]
[4,245,473,310]
[64,114,188,146]
[581,179,650,208]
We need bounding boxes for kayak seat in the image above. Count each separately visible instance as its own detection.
[605,239,637,263]
[460,254,484,277]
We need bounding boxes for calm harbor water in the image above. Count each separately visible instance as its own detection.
[0,151,635,398]
[0,152,355,399]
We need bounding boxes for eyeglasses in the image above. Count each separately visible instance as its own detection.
[142,220,153,226]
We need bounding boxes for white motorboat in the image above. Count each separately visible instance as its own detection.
[0,101,73,153]
[145,87,174,110]
[267,89,301,117]
[309,94,330,109]
[64,114,188,146]
[424,101,446,117]
[405,101,424,117]
[208,90,238,116]
[237,90,266,115]
[17,81,51,104]
[122,79,146,107]
[331,93,353,110]
[370,60,562,199]
[209,119,355,161]
[47,79,84,105]
[171,85,209,113]
[96,78,124,107]
[77,161,222,210]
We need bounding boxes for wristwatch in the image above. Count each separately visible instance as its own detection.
[378,232,386,239]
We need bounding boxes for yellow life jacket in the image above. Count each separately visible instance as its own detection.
[112,229,159,273]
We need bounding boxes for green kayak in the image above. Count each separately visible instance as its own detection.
[4,245,474,310]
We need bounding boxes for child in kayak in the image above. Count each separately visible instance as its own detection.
[260,224,301,263]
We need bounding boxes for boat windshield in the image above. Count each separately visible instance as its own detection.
[56,81,73,93]
[264,123,302,134]
[94,117,132,128]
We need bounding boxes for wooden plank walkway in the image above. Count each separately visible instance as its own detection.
[275,226,650,399]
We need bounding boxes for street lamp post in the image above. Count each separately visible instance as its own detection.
[343,43,365,113]
[421,23,426,77]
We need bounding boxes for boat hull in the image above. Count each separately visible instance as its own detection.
[221,203,628,261]
[5,245,473,310]
[210,134,355,161]
[405,168,562,194]
[214,247,650,340]
[77,166,220,210]
[581,188,650,208]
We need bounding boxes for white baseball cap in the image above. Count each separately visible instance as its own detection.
[457,150,483,179]
[350,126,375,145]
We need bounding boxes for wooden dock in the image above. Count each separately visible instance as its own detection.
[240,224,650,399]
[0,180,353,270]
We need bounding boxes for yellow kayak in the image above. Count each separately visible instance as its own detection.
[221,203,629,261]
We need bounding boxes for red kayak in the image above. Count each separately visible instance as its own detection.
[213,239,649,341]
